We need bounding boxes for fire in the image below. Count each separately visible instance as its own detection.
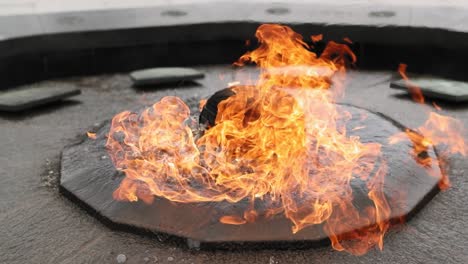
[390,64,466,189]
[105,24,464,255]
[390,114,466,190]
[87,132,97,140]
[397,64,424,104]
[198,99,207,112]
[311,34,323,42]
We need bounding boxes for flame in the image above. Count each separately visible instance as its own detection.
[398,64,424,104]
[390,64,466,190]
[87,132,97,140]
[106,24,414,255]
[343,37,353,44]
[198,99,207,112]
[311,34,323,42]
[390,113,466,190]
[220,215,247,225]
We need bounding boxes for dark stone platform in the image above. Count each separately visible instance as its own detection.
[60,103,442,248]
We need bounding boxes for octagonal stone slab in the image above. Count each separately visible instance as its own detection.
[60,103,442,248]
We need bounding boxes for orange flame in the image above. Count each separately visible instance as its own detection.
[390,113,466,190]
[107,24,393,255]
[87,132,97,140]
[343,37,353,44]
[220,215,247,225]
[198,99,207,112]
[398,64,424,104]
[390,65,466,190]
[311,34,323,42]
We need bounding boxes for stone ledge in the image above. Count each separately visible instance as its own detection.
[1,1,468,48]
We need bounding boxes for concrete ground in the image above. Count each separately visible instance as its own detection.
[0,65,467,263]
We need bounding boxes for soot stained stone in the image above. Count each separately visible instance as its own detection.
[0,84,81,112]
[130,67,205,87]
[60,103,442,248]
[391,77,468,102]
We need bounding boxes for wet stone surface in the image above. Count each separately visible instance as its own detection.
[0,66,467,264]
